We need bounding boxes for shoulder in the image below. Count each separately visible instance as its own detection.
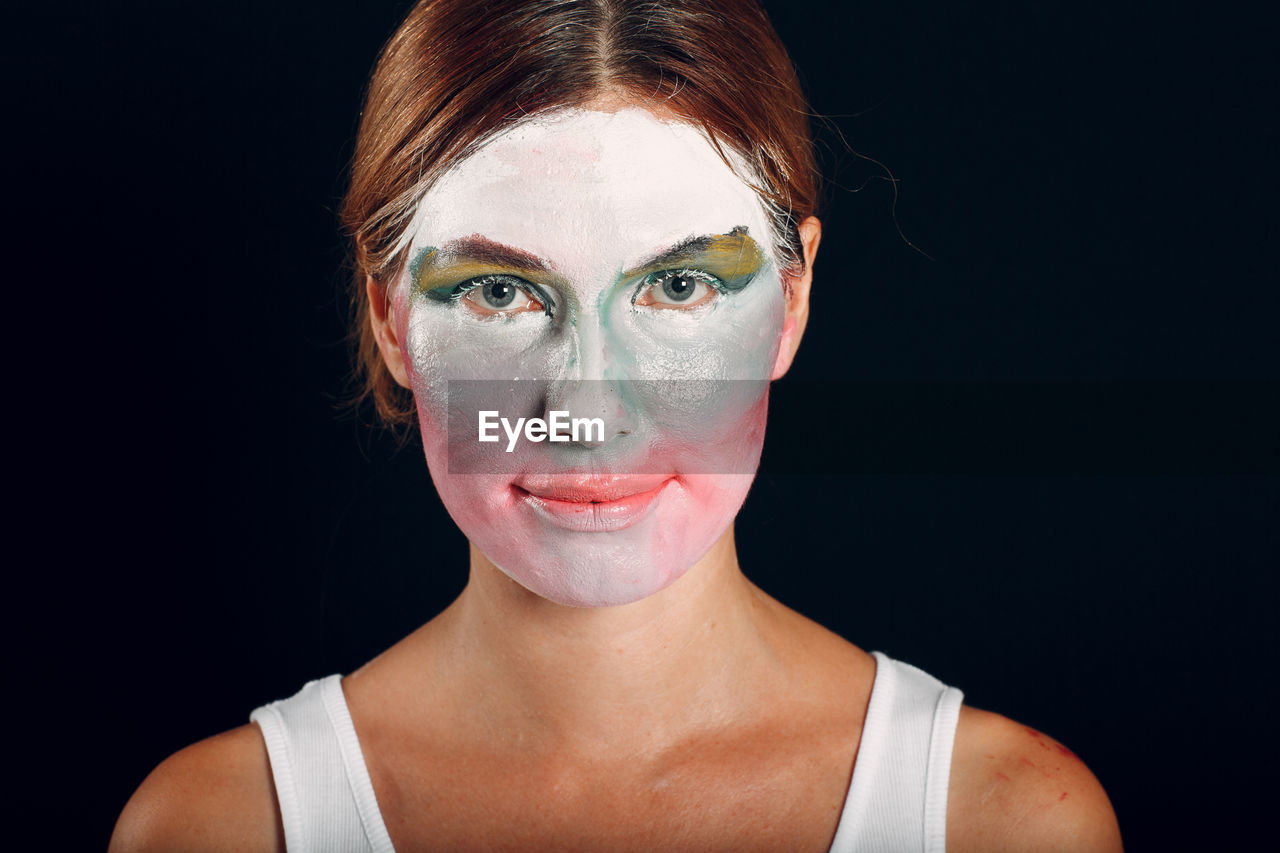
[110,723,284,853]
[945,705,1123,852]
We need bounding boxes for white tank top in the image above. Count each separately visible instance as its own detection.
[251,651,963,852]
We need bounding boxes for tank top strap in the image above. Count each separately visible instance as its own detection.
[251,675,396,853]
[828,651,965,853]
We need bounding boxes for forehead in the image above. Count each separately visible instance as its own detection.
[402,108,776,273]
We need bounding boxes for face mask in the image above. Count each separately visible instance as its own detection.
[392,108,786,607]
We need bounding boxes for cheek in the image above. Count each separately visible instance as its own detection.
[400,297,569,427]
[670,472,758,539]
[608,275,787,383]
[606,280,783,467]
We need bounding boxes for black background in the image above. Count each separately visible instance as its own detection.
[19,1,1276,850]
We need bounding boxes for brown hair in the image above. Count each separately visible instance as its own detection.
[342,0,819,427]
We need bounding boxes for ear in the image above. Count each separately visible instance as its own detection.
[771,216,821,380]
[366,276,412,389]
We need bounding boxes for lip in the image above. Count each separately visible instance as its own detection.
[514,475,676,532]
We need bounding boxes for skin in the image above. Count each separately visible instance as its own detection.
[112,102,1122,851]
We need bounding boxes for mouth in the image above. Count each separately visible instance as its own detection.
[512,474,676,532]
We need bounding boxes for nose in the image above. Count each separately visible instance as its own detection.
[543,319,634,448]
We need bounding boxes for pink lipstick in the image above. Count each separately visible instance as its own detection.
[513,475,676,532]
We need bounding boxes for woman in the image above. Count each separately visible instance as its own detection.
[112,1,1122,850]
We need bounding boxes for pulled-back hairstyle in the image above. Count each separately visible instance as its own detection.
[343,0,819,426]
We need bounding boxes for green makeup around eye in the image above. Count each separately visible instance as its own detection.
[408,246,442,297]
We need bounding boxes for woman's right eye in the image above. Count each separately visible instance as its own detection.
[449,275,549,317]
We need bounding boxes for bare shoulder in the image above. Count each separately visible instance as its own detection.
[109,724,284,853]
[946,705,1123,853]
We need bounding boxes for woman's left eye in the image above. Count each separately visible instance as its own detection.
[633,270,720,310]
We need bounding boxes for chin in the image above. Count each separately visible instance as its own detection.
[460,472,757,608]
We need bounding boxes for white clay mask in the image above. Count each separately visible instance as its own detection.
[391,108,788,607]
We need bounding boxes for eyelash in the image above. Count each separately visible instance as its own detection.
[631,269,724,306]
[437,275,554,317]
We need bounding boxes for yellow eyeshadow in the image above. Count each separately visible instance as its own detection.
[414,261,555,295]
[626,233,766,284]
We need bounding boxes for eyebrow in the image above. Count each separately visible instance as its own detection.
[413,235,551,280]
[629,226,753,271]
[623,226,766,287]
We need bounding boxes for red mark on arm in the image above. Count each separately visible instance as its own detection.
[1026,725,1080,761]
[1025,726,1053,751]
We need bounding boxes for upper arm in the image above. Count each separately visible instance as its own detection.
[946,706,1123,853]
[110,723,285,853]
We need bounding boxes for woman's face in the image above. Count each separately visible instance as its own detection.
[390,107,792,607]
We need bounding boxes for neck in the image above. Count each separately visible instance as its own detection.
[428,525,791,756]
